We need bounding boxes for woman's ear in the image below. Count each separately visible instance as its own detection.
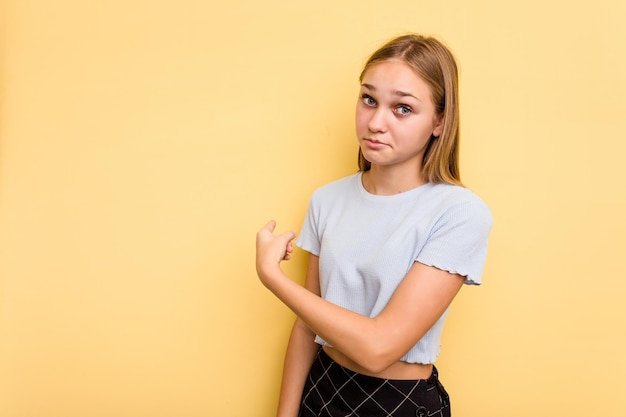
[432,115,444,138]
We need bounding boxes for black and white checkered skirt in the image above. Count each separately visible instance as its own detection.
[299,348,451,417]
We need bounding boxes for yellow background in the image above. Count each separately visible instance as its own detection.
[1,1,625,416]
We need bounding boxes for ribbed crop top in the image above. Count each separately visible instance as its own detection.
[295,173,493,364]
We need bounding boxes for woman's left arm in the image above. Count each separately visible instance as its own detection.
[256,220,465,375]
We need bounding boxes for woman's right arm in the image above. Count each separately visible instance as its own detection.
[276,254,321,417]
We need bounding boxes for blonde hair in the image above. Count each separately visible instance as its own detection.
[358,34,462,186]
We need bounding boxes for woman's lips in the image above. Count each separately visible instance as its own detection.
[363,138,388,149]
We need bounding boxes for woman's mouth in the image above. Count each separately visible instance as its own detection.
[363,138,388,149]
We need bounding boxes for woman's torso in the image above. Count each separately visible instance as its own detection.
[323,346,434,380]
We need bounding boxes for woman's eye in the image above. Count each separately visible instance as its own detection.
[361,94,376,107]
[396,105,412,115]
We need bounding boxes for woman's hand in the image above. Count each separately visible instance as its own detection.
[256,220,296,285]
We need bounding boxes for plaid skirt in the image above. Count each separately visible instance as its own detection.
[299,348,451,417]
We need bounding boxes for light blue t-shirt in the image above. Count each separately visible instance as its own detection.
[296,172,493,364]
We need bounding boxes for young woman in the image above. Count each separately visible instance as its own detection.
[256,34,493,417]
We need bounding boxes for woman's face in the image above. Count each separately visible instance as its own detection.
[355,59,443,172]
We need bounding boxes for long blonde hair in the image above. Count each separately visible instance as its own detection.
[358,34,462,186]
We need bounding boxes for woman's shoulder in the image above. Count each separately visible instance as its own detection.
[428,182,488,204]
[310,173,360,198]
[425,183,492,223]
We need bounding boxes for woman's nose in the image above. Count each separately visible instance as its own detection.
[368,108,388,133]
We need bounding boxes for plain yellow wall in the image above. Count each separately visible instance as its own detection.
[1,1,625,416]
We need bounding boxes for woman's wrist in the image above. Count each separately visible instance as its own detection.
[256,261,284,289]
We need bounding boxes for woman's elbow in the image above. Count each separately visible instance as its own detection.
[354,344,399,375]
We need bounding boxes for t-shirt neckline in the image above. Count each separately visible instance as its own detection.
[355,171,433,201]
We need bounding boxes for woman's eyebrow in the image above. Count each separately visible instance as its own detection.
[361,83,421,102]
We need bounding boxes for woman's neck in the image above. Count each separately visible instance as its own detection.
[362,165,426,196]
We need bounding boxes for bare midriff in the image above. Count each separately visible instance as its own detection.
[323,346,434,380]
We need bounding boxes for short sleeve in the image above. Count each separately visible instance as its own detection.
[295,196,321,256]
[416,200,493,285]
